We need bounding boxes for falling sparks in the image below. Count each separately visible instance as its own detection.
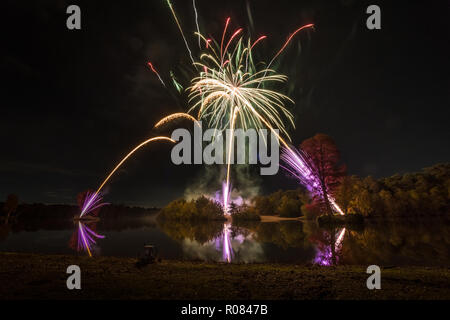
[80,191,108,217]
[147,62,166,87]
[75,222,105,257]
[268,23,314,68]
[166,0,195,64]
[280,145,345,215]
[251,35,267,50]
[192,0,201,48]
[220,17,231,61]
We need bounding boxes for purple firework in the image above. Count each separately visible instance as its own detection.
[313,227,346,266]
[76,222,105,257]
[80,191,109,217]
[280,146,345,215]
[213,223,234,263]
[280,146,322,195]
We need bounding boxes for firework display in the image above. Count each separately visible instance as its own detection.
[152,1,314,213]
[80,1,338,217]
[2,0,448,305]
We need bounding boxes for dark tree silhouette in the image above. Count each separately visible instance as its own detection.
[301,134,346,215]
[3,194,19,224]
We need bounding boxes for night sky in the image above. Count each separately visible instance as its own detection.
[1,0,449,207]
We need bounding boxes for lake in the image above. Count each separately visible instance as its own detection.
[0,214,448,266]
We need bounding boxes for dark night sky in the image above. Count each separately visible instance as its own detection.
[1,0,449,207]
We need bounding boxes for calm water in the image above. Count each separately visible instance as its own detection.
[0,215,448,266]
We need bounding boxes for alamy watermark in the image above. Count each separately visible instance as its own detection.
[66,5,81,30]
[366,5,381,30]
[366,265,381,289]
[66,265,81,290]
[170,121,280,175]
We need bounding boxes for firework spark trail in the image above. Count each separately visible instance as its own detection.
[221,181,232,214]
[220,17,231,62]
[154,112,199,128]
[268,23,314,69]
[251,35,267,50]
[258,23,314,88]
[335,227,346,251]
[223,107,239,214]
[94,136,174,194]
[147,62,166,87]
[77,222,105,257]
[329,198,345,215]
[222,28,243,64]
[80,136,175,216]
[192,0,201,48]
[280,145,345,215]
[166,0,195,64]
[79,191,109,217]
[222,223,233,262]
[78,222,92,257]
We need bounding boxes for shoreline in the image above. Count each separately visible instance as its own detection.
[259,215,304,222]
[0,252,448,300]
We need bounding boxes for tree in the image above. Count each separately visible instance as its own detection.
[3,194,19,224]
[277,195,302,217]
[301,133,346,215]
[253,195,276,215]
[335,176,359,214]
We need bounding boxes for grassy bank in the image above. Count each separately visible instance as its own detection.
[0,252,448,300]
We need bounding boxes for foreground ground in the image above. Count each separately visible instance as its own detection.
[0,252,448,299]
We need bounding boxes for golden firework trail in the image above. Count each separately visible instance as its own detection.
[154,112,199,129]
[80,136,175,216]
